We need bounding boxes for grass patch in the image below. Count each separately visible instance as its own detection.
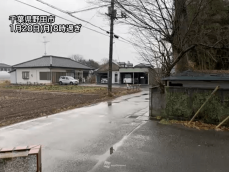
[3,85,107,94]
[0,80,10,86]
[159,119,229,131]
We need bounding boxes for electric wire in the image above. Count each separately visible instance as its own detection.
[14,0,145,48]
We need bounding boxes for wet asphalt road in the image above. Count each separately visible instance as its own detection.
[0,90,149,172]
[94,120,229,172]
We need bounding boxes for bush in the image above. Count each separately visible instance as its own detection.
[165,91,192,119]
[165,89,228,124]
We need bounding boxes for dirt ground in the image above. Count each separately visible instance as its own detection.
[0,86,139,127]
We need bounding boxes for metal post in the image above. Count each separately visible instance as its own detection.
[189,85,220,124]
[50,68,52,84]
[108,0,115,96]
[43,36,49,56]
[133,72,134,85]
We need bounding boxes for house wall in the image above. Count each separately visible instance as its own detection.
[112,71,120,84]
[16,68,51,84]
[50,68,66,72]
[10,71,16,84]
[119,68,148,73]
[14,68,87,84]
[169,80,229,89]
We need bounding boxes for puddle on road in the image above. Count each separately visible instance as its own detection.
[90,135,129,171]
[107,102,112,106]
[110,147,114,155]
[89,122,147,172]
[128,115,139,119]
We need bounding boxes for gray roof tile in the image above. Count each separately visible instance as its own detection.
[162,70,229,81]
[134,63,153,68]
[13,56,93,70]
[0,63,11,68]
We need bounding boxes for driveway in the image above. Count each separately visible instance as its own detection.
[0,90,149,172]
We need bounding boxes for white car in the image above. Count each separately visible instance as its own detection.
[59,76,79,85]
[123,74,132,84]
[101,78,108,83]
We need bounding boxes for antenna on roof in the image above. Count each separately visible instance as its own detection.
[43,36,49,56]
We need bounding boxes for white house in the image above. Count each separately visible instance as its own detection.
[10,55,93,84]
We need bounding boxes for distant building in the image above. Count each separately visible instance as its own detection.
[9,55,93,84]
[0,63,11,72]
[95,61,159,85]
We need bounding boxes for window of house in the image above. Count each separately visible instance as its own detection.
[22,71,29,79]
[40,72,51,80]
[115,74,118,82]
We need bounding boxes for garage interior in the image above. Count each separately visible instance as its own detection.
[96,73,108,84]
[120,72,148,84]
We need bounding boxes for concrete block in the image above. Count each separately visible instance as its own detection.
[0,145,42,172]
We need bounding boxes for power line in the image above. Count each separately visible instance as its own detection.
[70,5,109,14]
[67,9,98,43]
[35,0,108,33]
[14,0,142,48]
[85,10,98,27]
[34,0,141,47]
[14,0,109,37]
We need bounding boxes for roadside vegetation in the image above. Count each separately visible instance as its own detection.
[4,84,107,94]
[159,119,229,131]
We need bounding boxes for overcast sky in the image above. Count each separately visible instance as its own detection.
[0,0,140,66]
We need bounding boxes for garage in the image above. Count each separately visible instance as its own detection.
[96,73,108,84]
[120,72,148,84]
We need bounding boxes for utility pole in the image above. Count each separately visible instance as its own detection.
[106,1,126,96]
[43,36,49,56]
[108,0,115,97]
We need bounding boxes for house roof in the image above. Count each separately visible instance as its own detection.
[134,63,153,68]
[0,63,11,68]
[96,61,119,72]
[117,62,133,67]
[12,56,93,70]
[8,69,16,73]
[162,70,229,81]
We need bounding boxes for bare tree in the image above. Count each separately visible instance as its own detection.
[100,58,119,65]
[100,58,109,65]
[70,54,85,63]
[90,0,229,91]
[70,54,100,68]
